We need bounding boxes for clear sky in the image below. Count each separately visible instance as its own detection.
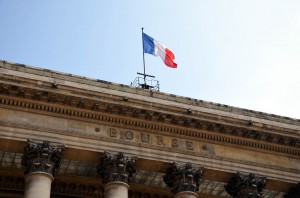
[0,1,299,119]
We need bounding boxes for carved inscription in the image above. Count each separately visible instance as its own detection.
[106,127,209,153]
[157,136,166,146]
[186,141,194,150]
[172,139,179,148]
[109,128,117,137]
[125,131,134,140]
[141,133,150,143]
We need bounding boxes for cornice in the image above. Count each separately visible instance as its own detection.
[0,79,299,137]
[1,60,299,127]
[0,66,299,133]
[0,64,300,158]
[0,65,299,136]
[0,94,300,159]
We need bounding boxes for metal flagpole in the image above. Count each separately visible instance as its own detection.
[136,28,156,90]
[141,27,146,85]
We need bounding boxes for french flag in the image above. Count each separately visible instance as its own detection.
[143,33,178,68]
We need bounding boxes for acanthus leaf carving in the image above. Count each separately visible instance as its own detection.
[21,139,65,176]
[225,172,266,198]
[97,151,137,184]
[163,162,204,195]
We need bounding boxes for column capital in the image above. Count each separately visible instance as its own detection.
[284,182,300,198]
[21,139,65,176]
[97,151,137,184]
[163,162,204,195]
[225,172,266,198]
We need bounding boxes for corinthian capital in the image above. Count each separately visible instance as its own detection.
[163,162,204,195]
[225,172,266,198]
[97,151,137,184]
[21,139,65,176]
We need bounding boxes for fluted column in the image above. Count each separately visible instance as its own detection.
[163,162,204,198]
[225,172,266,198]
[21,139,64,198]
[97,152,137,198]
[284,182,300,198]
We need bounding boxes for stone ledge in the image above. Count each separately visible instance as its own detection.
[1,60,299,126]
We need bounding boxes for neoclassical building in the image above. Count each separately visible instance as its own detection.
[0,60,299,198]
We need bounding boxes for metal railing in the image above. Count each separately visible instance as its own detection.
[130,76,160,91]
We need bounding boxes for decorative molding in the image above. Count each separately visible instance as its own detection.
[0,97,300,159]
[97,152,137,184]
[21,139,65,176]
[0,82,299,135]
[1,60,300,128]
[163,162,204,195]
[225,172,266,198]
[284,182,300,198]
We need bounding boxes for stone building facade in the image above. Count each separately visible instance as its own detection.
[0,60,299,198]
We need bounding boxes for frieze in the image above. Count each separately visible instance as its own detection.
[0,93,300,157]
[105,127,206,153]
[0,82,299,141]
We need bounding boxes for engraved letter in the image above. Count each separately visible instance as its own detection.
[157,136,165,146]
[186,141,194,150]
[109,128,117,137]
[172,139,179,148]
[141,133,150,143]
[125,131,134,140]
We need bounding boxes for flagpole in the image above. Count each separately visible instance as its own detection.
[141,27,146,85]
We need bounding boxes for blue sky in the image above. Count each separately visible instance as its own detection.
[0,1,299,119]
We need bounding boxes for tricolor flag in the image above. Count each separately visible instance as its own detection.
[142,33,177,68]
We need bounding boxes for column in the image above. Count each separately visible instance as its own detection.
[21,139,64,198]
[284,182,300,198]
[97,152,137,198]
[163,162,204,198]
[225,172,266,198]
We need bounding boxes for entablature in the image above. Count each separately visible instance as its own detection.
[0,80,299,159]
